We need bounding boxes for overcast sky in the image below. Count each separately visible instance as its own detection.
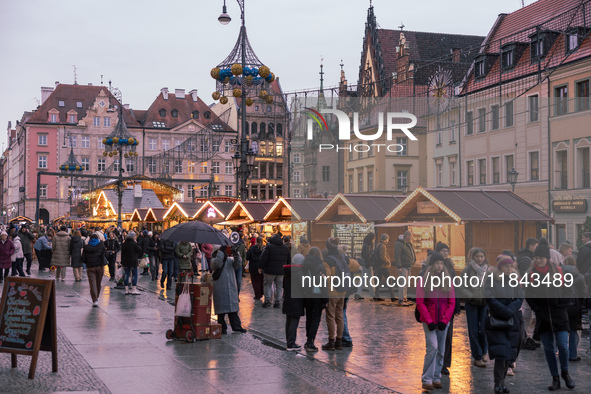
[0,0,536,149]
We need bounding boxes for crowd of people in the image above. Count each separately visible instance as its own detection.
[1,220,590,392]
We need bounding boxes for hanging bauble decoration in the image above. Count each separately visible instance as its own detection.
[265,95,273,104]
[113,150,118,155]
[220,96,229,104]
[108,152,113,157]
[102,138,107,144]
[245,98,254,106]
[211,67,221,79]
[124,153,129,158]
[265,72,275,83]
[231,63,243,75]
[243,67,251,76]
[75,166,80,171]
[112,137,119,144]
[233,88,242,98]
[253,76,262,85]
[259,90,268,99]
[103,151,108,156]
[212,91,221,100]
[229,76,241,86]
[245,75,254,86]
[128,137,135,145]
[223,76,230,84]
[251,67,259,77]
[258,66,270,78]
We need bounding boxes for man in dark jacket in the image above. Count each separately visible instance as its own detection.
[121,231,143,295]
[259,233,290,308]
[283,253,305,351]
[160,238,176,290]
[516,237,538,342]
[17,224,35,276]
[104,231,121,282]
[576,232,591,280]
[82,234,106,307]
[393,231,415,306]
[373,234,397,302]
[139,230,155,276]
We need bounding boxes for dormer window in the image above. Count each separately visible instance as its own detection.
[566,27,588,52]
[501,42,527,71]
[76,101,83,108]
[50,114,58,123]
[204,111,211,120]
[159,109,166,117]
[473,54,497,78]
[171,109,178,118]
[501,49,513,69]
[69,114,76,124]
[192,110,199,119]
[530,30,558,62]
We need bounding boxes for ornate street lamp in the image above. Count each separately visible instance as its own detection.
[508,167,519,192]
[59,136,84,217]
[401,183,409,195]
[101,102,138,228]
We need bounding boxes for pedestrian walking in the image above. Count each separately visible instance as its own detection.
[139,230,155,276]
[359,233,375,299]
[121,231,143,295]
[105,231,121,282]
[416,251,456,391]
[17,224,35,276]
[373,233,397,302]
[159,238,176,290]
[82,234,107,307]
[525,238,575,391]
[297,236,311,257]
[259,233,290,308]
[561,255,588,362]
[70,230,84,282]
[151,232,161,281]
[484,255,524,394]
[393,230,415,306]
[10,230,25,277]
[459,247,490,368]
[34,230,53,271]
[211,246,247,334]
[338,245,359,348]
[51,226,71,282]
[0,231,16,282]
[246,236,265,300]
[284,253,305,351]
[302,246,327,352]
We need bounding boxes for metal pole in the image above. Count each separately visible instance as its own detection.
[240,7,248,201]
[35,171,41,224]
[117,146,123,228]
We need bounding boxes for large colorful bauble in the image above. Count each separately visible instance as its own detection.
[245,75,254,86]
[266,72,275,83]
[112,137,119,144]
[258,66,270,78]
[220,96,229,104]
[259,90,268,99]
[233,88,242,98]
[245,98,253,106]
[231,63,243,76]
[103,151,108,156]
[265,95,273,104]
[128,137,135,145]
[212,91,221,100]
[210,67,221,79]
[102,138,107,144]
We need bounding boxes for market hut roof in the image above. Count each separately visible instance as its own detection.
[131,208,149,221]
[163,202,204,219]
[315,194,405,223]
[145,208,168,222]
[222,201,274,225]
[263,197,332,223]
[9,215,34,223]
[102,189,163,215]
[385,187,554,223]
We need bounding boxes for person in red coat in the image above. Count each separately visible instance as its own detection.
[0,231,16,282]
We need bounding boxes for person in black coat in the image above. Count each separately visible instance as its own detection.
[485,256,523,394]
[576,232,591,284]
[259,233,291,308]
[104,231,121,282]
[139,230,155,276]
[246,236,265,300]
[121,231,143,295]
[159,238,176,290]
[561,256,588,362]
[69,230,84,282]
[283,253,305,351]
[82,234,106,307]
[302,246,328,352]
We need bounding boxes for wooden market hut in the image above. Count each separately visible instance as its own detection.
[192,201,236,227]
[314,194,406,258]
[89,188,164,229]
[9,215,34,224]
[382,187,554,272]
[162,202,204,227]
[130,208,149,224]
[144,208,169,232]
[219,201,274,233]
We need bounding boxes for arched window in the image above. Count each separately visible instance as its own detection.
[204,111,211,119]
[171,109,178,118]
[260,122,266,135]
[251,122,258,135]
[192,110,199,119]
[259,142,266,155]
[268,123,275,136]
[276,123,283,136]
[159,109,166,117]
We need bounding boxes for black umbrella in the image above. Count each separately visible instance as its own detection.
[160,221,232,246]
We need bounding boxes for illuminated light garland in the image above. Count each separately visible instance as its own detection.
[193,201,224,219]
[226,201,255,222]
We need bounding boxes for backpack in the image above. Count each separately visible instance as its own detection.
[326,254,355,296]
[368,243,383,268]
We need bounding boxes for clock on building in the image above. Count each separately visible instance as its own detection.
[427,66,453,113]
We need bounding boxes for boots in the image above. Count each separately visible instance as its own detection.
[125,286,130,295]
[334,338,343,350]
[548,376,560,391]
[322,339,335,351]
[561,371,575,389]
[131,286,140,295]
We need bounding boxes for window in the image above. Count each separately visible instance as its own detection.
[505,155,514,182]
[348,146,354,161]
[126,159,134,174]
[225,185,233,196]
[93,117,100,127]
[358,173,363,192]
[466,111,474,135]
[174,160,182,173]
[187,185,195,199]
[50,114,58,123]
[251,123,258,136]
[276,142,283,157]
[38,155,47,169]
[368,171,373,191]
[267,143,274,156]
[68,136,77,148]
[474,60,485,78]
[162,139,170,151]
[505,101,514,127]
[113,159,120,173]
[436,129,442,145]
[556,150,568,189]
[530,152,539,180]
[224,141,232,153]
[491,105,499,130]
[293,189,301,198]
[171,109,178,118]
[38,134,47,146]
[159,109,166,117]
[492,157,500,184]
[501,48,514,69]
[579,147,590,188]
[322,166,330,181]
[204,111,211,120]
[479,159,486,184]
[225,162,233,175]
[148,158,157,174]
[478,108,486,133]
[396,137,407,156]
[293,171,300,182]
[175,139,182,148]
[68,114,76,124]
[529,95,539,122]
[200,162,208,174]
[450,120,456,143]
[277,123,283,136]
[211,161,220,174]
[97,159,106,172]
[467,160,474,186]
[148,139,156,151]
[531,37,545,60]
[293,153,300,163]
[98,137,104,149]
[348,175,353,192]
[436,164,442,187]
[450,162,456,185]
[368,141,374,157]
[255,105,259,111]
[576,80,590,111]
[81,158,90,171]
[192,111,199,119]
[200,186,209,197]
[200,139,208,152]
[103,117,111,127]
[76,101,82,108]
[566,28,585,52]
[555,85,568,116]
[58,100,65,107]
[39,185,47,198]
[397,171,408,190]
[260,123,266,135]
[81,136,89,148]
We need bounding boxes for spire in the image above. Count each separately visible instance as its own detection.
[318,58,327,110]
[319,56,325,92]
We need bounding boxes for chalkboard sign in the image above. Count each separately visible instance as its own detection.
[0,277,57,379]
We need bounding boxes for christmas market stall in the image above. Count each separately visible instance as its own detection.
[131,208,149,228]
[144,208,169,232]
[192,199,237,228]
[381,187,554,274]
[163,202,205,228]
[218,201,274,234]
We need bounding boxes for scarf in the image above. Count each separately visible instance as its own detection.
[533,264,550,275]
[469,260,488,283]
[88,238,100,247]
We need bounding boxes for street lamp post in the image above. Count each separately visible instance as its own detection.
[59,137,84,219]
[508,167,519,192]
[208,170,220,199]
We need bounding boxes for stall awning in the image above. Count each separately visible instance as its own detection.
[216,219,252,226]
[9,216,34,223]
[375,221,459,227]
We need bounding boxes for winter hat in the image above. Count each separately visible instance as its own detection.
[0,231,7,237]
[299,235,309,244]
[435,242,450,253]
[428,251,444,266]
[127,231,136,239]
[292,253,305,265]
[496,254,514,270]
[381,233,389,242]
[142,230,148,236]
[326,237,339,251]
[148,231,153,237]
[501,250,516,261]
[534,238,551,260]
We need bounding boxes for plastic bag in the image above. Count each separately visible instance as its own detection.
[139,255,150,269]
[175,282,192,317]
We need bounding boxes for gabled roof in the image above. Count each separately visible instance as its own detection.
[145,208,168,222]
[316,193,405,223]
[385,187,554,223]
[290,198,332,221]
[26,84,139,127]
[163,202,204,219]
[225,201,274,223]
[131,208,149,221]
[103,189,163,214]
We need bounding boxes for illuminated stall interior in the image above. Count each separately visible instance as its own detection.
[163,202,205,228]
[289,198,331,247]
[192,201,236,228]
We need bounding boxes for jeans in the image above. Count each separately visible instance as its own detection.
[161,259,174,287]
[374,267,396,299]
[422,323,448,384]
[73,267,82,281]
[569,330,579,360]
[173,258,179,278]
[465,303,489,360]
[305,302,323,345]
[494,359,510,386]
[342,298,352,343]
[124,266,138,286]
[24,252,32,273]
[285,315,300,347]
[107,254,117,278]
[234,266,243,294]
[87,265,104,302]
[263,273,283,304]
[150,255,160,280]
[397,267,409,302]
[326,298,345,340]
[12,257,25,277]
[540,330,569,376]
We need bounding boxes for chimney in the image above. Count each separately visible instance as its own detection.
[452,48,461,63]
[161,87,169,100]
[134,182,142,198]
[189,89,198,101]
[175,89,185,99]
[41,87,54,104]
[55,81,60,87]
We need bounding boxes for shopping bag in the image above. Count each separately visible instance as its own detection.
[139,255,149,269]
[175,282,192,317]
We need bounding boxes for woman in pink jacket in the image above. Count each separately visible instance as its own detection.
[416,251,456,391]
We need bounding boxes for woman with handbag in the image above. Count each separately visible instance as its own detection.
[484,255,523,394]
[415,251,455,391]
[211,245,247,334]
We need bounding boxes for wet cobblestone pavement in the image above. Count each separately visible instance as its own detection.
[1,268,590,393]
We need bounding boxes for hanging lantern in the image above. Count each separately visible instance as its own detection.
[265,95,273,104]
[258,66,270,78]
[245,98,253,106]
[220,96,229,104]
[245,75,254,86]
[210,67,221,79]
[231,63,243,76]
[212,91,221,100]
[233,88,242,98]
[259,90,268,99]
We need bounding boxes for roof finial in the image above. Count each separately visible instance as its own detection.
[72,65,77,85]
[369,0,372,7]
[319,56,324,91]
[340,59,344,71]
[399,22,405,31]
